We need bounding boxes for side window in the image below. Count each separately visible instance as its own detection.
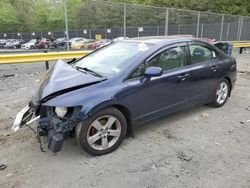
[128,65,144,79]
[147,46,186,71]
[190,44,217,64]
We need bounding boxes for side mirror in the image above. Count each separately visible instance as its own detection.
[144,66,163,78]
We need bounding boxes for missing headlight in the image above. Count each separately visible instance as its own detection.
[55,107,67,117]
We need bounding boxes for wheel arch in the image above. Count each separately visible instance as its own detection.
[224,76,232,97]
[113,104,135,138]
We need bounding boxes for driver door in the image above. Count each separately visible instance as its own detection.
[134,43,192,123]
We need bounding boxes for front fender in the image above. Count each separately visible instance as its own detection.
[42,82,134,119]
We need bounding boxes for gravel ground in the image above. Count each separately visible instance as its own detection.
[0,51,250,188]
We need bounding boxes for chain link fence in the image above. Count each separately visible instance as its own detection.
[0,0,249,46]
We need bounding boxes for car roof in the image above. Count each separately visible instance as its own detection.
[127,35,208,45]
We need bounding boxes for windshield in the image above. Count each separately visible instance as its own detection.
[74,41,153,78]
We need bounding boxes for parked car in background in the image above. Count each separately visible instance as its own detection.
[35,38,52,49]
[21,39,37,50]
[51,38,67,49]
[12,36,236,155]
[0,39,8,48]
[87,39,111,49]
[69,37,84,48]
[112,37,129,42]
[3,39,25,49]
[71,38,94,49]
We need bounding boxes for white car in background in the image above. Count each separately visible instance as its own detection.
[69,37,84,48]
[21,39,37,50]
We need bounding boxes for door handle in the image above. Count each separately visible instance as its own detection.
[178,73,190,81]
[178,73,190,78]
[210,65,218,72]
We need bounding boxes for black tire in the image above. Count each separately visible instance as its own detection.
[75,107,127,156]
[209,78,230,107]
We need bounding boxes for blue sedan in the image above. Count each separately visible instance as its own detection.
[13,36,237,155]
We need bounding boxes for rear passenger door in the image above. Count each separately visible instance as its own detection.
[188,42,222,104]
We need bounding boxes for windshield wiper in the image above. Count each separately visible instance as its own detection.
[75,66,104,78]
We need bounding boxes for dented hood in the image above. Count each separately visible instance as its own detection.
[36,60,105,102]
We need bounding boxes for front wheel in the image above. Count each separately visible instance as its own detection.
[75,107,127,156]
[209,78,230,107]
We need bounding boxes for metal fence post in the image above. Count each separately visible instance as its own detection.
[89,29,91,39]
[201,24,204,38]
[239,16,243,41]
[196,11,200,37]
[219,14,224,41]
[123,4,127,38]
[237,16,241,41]
[178,25,181,34]
[226,23,230,41]
[165,9,169,36]
[157,26,160,36]
[64,0,69,51]
[44,50,49,70]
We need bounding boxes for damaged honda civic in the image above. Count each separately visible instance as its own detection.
[12,36,236,155]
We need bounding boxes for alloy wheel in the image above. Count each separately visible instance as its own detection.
[216,82,228,104]
[87,115,121,151]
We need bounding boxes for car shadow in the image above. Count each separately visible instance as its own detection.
[133,104,212,137]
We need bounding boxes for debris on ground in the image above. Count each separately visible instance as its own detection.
[162,129,175,139]
[177,151,193,161]
[127,168,139,173]
[2,74,16,78]
[90,180,97,186]
[35,79,40,83]
[215,142,221,146]
[0,164,7,170]
[95,170,104,176]
[238,70,250,74]
[201,113,210,118]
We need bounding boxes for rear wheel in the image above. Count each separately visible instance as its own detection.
[75,107,127,156]
[209,78,230,107]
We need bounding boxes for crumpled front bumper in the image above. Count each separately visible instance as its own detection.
[12,102,40,132]
[13,100,82,153]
